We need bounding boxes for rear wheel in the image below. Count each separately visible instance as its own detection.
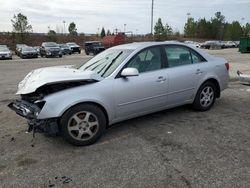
[60,104,106,146]
[192,82,217,111]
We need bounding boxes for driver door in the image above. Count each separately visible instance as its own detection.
[113,46,168,120]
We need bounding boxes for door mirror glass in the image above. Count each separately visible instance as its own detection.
[121,68,139,77]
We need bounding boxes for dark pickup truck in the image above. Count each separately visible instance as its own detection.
[85,41,105,55]
[66,42,81,54]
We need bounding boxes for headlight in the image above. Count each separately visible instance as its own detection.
[46,50,51,55]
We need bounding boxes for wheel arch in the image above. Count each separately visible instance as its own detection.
[59,101,110,127]
[201,78,221,98]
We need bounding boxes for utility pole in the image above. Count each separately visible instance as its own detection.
[151,0,154,35]
[63,20,66,35]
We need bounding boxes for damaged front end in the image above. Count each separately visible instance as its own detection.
[8,66,102,137]
[237,70,250,84]
[8,80,98,136]
[8,97,59,136]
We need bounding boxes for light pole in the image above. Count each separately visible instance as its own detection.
[151,0,154,35]
[124,24,126,33]
[63,20,66,35]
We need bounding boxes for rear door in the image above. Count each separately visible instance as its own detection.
[164,45,207,106]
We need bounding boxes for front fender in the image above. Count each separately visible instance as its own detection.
[37,81,115,123]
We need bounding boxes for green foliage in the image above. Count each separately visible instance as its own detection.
[11,13,32,42]
[154,18,173,41]
[243,23,250,37]
[101,27,106,38]
[184,17,196,37]
[183,12,249,40]
[224,21,243,40]
[164,23,173,36]
[68,22,77,36]
[154,18,164,35]
[107,29,111,36]
[48,30,56,36]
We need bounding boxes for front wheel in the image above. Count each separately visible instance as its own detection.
[192,82,217,111]
[60,104,106,146]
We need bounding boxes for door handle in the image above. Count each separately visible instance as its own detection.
[156,76,166,82]
[195,69,203,74]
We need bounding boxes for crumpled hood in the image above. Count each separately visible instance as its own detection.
[17,65,103,95]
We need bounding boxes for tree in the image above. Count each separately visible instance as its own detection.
[184,17,196,37]
[211,12,225,40]
[224,21,243,40]
[100,27,106,38]
[164,23,173,36]
[196,18,211,38]
[243,23,250,37]
[154,18,165,41]
[11,13,32,42]
[107,29,111,36]
[154,18,173,40]
[48,30,56,36]
[68,22,77,36]
[154,18,164,35]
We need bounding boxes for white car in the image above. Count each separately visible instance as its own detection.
[0,46,12,60]
[9,42,229,146]
[184,41,201,48]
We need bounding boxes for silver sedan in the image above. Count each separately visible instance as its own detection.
[9,42,229,146]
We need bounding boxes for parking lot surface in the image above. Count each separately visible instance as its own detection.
[0,49,250,188]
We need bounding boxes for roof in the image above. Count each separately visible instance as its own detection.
[109,41,214,61]
[110,41,183,50]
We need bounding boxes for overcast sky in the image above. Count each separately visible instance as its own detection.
[0,0,249,34]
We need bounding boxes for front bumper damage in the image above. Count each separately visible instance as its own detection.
[237,71,250,84]
[8,100,59,136]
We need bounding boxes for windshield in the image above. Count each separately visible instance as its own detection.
[78,48,133,78]
[22,47,35,51]
[44,43,58,47]
[67,43,77,46]
[60,44,69,48]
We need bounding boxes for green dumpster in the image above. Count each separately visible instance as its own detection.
[239,37,250,53]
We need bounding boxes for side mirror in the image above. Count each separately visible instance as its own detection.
[121,68,139,77]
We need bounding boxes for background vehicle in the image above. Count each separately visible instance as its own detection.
[0,44,8,48]
[200,41,224,49]
[33,46,41,56]
[9,42,229,146]
[0,46,12,60]
[19,46,38,58]
[15,44,28,56]
[85,41,105,55]
[40,42,62,58]
[184,41,201,48]
[66,42,81,54]
[224,41,236,48]
[59,44,72,55]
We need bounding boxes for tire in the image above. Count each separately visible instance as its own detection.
[60,104,106,146]
[192,81,217,111]
[59,54,62,58]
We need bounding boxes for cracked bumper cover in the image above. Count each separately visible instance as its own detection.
[8,100,40,119]
[8,100,59,135]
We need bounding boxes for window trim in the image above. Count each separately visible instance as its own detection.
[115,45,165,79]
[163,44,207,68]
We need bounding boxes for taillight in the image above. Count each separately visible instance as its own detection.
[225,62,229,71]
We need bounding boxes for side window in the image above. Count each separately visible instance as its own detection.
[126,47,162,73]
[165,46,192,68]
[190,50,205,64]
